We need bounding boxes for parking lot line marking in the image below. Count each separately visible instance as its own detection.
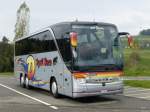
[50,106,58,110]
[125,87,150,91]
[125,92,150,97]
[0,83,58,110]
[139,96,150,99]
[124,89,150,94]
[125,88,142,91]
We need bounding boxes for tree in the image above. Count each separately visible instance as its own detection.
[0,42,14,72]
[140,29,150,36]
[2,36,9,43]
[14,2,30,40]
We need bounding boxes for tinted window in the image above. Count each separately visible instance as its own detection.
[56,37,72,63]
[15,30,57,56]
[52,25,72,64]
[51,25,70,39]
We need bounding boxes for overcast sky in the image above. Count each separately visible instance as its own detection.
[0,0,150,41]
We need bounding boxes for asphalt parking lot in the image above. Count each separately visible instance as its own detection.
[0,76,150,112]
[124,86,150,100]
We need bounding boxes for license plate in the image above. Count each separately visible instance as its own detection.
[101,90,108,93]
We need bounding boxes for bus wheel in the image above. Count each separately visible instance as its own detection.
[25,76,30,89]
[20,75,25,88]
[51,79,59,98]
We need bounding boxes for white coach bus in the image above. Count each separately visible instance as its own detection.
[14,21,127,98]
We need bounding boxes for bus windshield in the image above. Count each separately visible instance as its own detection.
[72,24,123,71]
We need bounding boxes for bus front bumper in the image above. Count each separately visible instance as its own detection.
[72,81,124,98]
[73,88,123,98]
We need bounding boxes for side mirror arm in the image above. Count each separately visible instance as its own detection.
[118,32,129,36]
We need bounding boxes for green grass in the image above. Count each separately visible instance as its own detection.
[124,80,150,88]
[124,49,150,76]
[0,72,14,76]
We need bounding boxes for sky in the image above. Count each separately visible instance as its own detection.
[0,0,150,41]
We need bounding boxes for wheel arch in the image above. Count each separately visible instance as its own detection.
[50,76,56,86]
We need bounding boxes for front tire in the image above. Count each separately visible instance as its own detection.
[50,79,59,98]
[25,76,30,89]
[20,75,25,88]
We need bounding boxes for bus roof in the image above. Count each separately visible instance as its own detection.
[15,21,116,42]
[51,21,116,27]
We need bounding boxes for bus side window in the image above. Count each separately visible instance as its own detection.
[28,31,57,54]
[51,25,72,68]
[63,37,72,63]
[46,31,57,51]
[56,36,72,67]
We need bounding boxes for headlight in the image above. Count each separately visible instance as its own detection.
[78,78,86,84]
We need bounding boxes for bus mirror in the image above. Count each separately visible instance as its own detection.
[118,32,129,37]
[113,32,130,46]
[70,32,78,47]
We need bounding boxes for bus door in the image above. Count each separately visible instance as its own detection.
[53,54,64,94]
[59,37,73,97]
[63,65,72,97]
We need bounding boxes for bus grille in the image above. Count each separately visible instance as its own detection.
[86,77,119,83]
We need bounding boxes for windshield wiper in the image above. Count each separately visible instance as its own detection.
[73,64,121,72]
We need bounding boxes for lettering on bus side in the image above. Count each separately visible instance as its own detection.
[36,56,58,68]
